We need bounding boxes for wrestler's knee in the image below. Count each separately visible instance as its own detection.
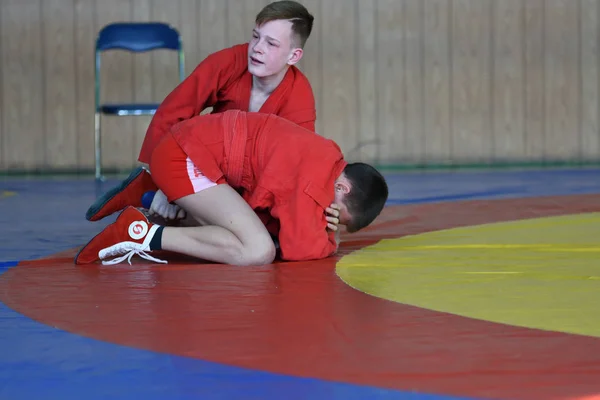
[241,237,276,266]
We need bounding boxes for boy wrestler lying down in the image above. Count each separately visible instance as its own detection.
[75,110,389,266]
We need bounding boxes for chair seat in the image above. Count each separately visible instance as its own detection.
[100,103,159,116]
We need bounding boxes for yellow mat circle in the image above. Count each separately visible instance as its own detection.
[337,212,600,338]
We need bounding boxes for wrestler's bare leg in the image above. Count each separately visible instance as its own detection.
[159,184,276,266]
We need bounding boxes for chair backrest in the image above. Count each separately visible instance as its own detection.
[94,22,185,109]
[96,22,181,52]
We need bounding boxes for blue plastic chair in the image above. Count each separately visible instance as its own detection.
[94,22,185,180]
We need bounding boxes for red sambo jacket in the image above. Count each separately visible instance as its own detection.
[168,110,347,262]
[139,43,317,165]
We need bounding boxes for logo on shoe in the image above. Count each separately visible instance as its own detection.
[128,220,148,240]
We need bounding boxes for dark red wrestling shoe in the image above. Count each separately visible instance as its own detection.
[86,167,158,221]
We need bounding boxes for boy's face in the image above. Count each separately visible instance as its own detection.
[248,19,302,78]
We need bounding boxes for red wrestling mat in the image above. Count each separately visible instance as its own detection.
[2,194,600,400]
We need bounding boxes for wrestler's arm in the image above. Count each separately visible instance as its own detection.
[137,47,240,165]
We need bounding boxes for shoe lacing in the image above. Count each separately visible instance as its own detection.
[101,242,167,265]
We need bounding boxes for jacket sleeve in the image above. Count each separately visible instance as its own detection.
[138,47,241,164]
[272,184,338,261]
[279,72,317,132]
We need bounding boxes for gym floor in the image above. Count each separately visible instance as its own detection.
[1,168,599,400]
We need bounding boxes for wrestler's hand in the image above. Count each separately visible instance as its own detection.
[325,203,341,231]
[149,189,186,220]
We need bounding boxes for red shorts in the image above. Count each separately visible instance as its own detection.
[150,134,220,203]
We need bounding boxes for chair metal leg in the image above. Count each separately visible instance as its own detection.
[94,111,103,181]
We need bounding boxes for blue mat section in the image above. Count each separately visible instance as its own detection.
[0,296,469,400]
[2,169,600,261]
[1,168,599,400]
[0,177,117,261]
[383,168,600,204]
[0,261,18,271]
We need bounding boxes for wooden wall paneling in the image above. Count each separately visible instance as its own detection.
[492,0,526,161]
[226,0,249,46]
[355,0,378,162]
[1,0,45,170]
[43,0,78,169]
[524,0,545,160]
[580,0,600,160]
[0,1,4,169]
[403,0,426,164]
[294,0,323,134]
[423,0,452,163]
[321,0,358,154]
[127,0,190,163]
[376,0,405,164]
[2,0,600,173]
[451,0,493,163]
[150,0,182,103]
[194,0,227,116]
[544,0,580,160]
[196,0,227,79]
[130,0,153,162]
[74,0,96,171]
[196,0,228,61]
[95,0,135,170]
[179,0,199,76]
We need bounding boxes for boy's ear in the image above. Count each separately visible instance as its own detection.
[335,181,351,194]
[287,48,303,65]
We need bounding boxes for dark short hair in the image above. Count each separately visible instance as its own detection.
[343,163,389,233]
[255,1,314,48]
